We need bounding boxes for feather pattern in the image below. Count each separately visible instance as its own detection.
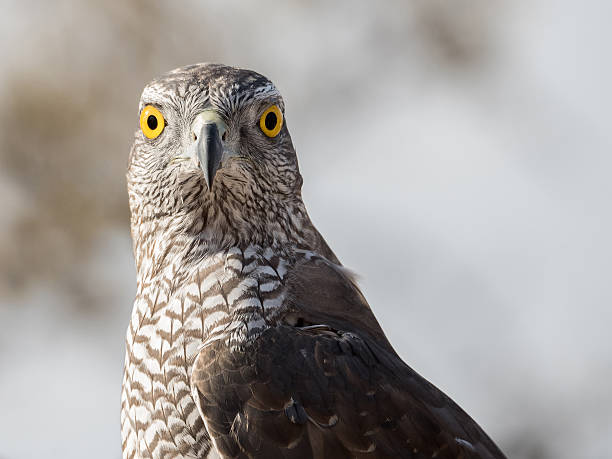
[122,63,506,459]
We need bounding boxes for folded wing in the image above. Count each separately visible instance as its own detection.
[191,256,506,459]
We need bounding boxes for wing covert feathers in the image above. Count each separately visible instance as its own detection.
[191,257,506,458]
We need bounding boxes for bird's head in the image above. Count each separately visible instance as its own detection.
[127,63,312,249]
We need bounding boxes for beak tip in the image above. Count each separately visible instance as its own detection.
[197,121,223,191]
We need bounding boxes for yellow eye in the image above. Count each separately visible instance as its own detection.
[140,105,165,139]
[259,105,283,138]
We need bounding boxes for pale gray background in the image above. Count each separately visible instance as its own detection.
[1,1,610,458]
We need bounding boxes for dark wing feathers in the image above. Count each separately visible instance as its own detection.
[191,257,506,458]
[285,257,393,351]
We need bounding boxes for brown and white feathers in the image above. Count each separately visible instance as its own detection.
[121,63,506,459]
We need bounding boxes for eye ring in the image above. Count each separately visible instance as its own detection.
[259,105,283,138]
[140,105,165,139]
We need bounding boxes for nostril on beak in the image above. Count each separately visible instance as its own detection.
[192,132,197,142]
[222,132,227,141]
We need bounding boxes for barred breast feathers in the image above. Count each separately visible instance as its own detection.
[121,237,326,459]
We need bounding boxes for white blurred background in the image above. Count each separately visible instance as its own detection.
[1,1,611,458]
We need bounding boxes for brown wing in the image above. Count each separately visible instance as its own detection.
[191,257,506,459]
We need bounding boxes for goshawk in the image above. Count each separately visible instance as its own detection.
[121,63,506,459]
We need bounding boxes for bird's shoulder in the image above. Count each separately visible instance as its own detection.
[190,251,505,458]
[282,253,393,350]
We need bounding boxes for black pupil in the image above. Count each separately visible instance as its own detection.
[265,112,277,131]
[147,115,158,130]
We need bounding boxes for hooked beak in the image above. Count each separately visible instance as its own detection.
[191,110,228,190]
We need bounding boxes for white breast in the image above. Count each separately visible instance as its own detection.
[120,245,295,459]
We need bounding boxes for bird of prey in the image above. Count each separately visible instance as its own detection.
[121,63,506,459]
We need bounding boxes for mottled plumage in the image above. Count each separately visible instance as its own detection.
[121,63,506,459]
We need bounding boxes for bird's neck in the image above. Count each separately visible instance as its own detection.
[129,202,320,284]
[127,167,332,283]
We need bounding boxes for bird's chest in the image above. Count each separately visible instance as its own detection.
[121,246,291,459]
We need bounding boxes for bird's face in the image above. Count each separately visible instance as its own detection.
[128,64,303,226]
